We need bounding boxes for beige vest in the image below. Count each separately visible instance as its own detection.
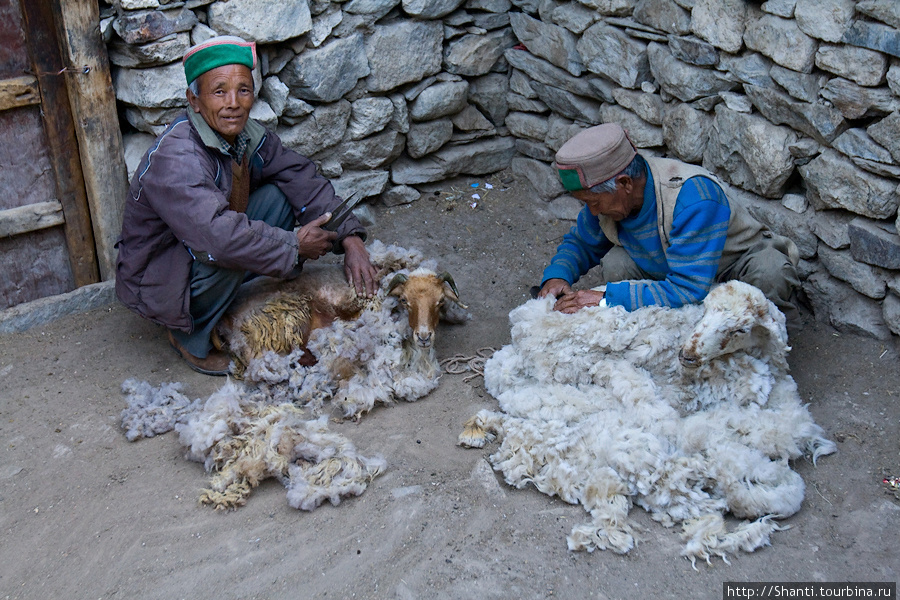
[596,157,798,275]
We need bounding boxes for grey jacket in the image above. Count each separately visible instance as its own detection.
[115,109,364,332]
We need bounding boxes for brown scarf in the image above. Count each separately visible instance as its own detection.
[229,154,250,214]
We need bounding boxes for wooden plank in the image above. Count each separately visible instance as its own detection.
[0,201,65,238]
[0,74,39,110]
[19,0,100,287]
[50,0,128,282]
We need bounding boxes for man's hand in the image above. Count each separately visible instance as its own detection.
[553,289,606,314]
[342,235,378,298]
[296,213,338,260]
[538,278,572,300]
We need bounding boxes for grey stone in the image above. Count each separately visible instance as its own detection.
[283,96,314,119]
[0,282,115,334]
[760,0,795,18]
[731,186,818,259]
[821,78,900,120]
[888,61,900,96]
[515,137,556,161]
[123,132,157,181]
[849,217,900,270]
[530,80,601,123]
[576,22,652,89]
[407,119,454,158]
[719,92,752,113]
[662,101,713,163]
[261,76,290,117]
[690,0,749,53]
[467,0,511,11]
[402,0,467,18]
[390,135,516,184]
[857,0,900,30]
[803,272,892,339]
[511,0,541,13]
[703,105,798,198]
[330,170,390,200]
[813,210,854,249]
[545,113,588,151]
[445,8,474,26]
[510,13,583,76]
[867,112,900,164]
[308,7,342,48]
[472,12,510,30]
[815,44,888,87]
[388,94,410,134]
[510,69,537,99]
[444,24,467,41]
[551,2,601,34]
[769,65,828,103]
[281,34,369,103]
[883,293,900,336]
[647,43,738,102]
[345,97,395,141]
[633,0,691,35]
[818,246,887,299]
[113,8,197,45]
[781,193,808,214]
[744,84,848,145]
[548,195,583,219]
[277,100,351,156]
[468,73,509,126]
[505,111,550,140]
[601,104,663,147]
[124,106,181,136]
[744,13,817,73]
[108,33,190,68]
[848,158,900,180]
[842,20,900,59]
[207,0,311,43]
[113,0,160,8]
[717,53,776,88]
[328,129,405,170]
[800,149,900,219]
[512,156,565,199]
[888,273,900,297]
[444,29,517,77]
[249,99,277,130]
[612,88,664,125]
[114,63,187,108]
[588,77,617,103]
[409,81,470,121]
[794,0,855,43]
[380,184,421,207]
[344,0,400,16]
[452,105,495,133]
[263,47,294,76]
[787,138,821,165]
[667,35,718,67]
[832,129,895,167]
[366,21,443,93]
[508,92,550,113]
[572,0,636,16]
[505,48,606,100]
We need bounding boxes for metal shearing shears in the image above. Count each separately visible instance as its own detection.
[323,191,362,232]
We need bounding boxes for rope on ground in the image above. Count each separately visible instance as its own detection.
[440,347,496,383]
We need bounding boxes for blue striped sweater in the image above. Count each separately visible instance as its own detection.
[541,168,731,310]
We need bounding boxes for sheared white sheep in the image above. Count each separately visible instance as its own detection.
[458,281,835,567]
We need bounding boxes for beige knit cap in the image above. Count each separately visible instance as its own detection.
[555,123,637,192]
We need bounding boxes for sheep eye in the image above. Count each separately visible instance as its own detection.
[399,298,408,306]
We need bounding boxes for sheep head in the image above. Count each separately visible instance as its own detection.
[678,281,789,369]
[388,269,461,348]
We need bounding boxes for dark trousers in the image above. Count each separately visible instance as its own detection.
[170,184,294,358]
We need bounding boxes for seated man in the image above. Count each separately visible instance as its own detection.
[116,36,378,375]
[539,123,800,320]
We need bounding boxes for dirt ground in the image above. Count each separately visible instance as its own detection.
[1,171,899,600]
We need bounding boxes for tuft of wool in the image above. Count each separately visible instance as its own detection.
[174,380,386,510]
[120,379,202,441]
[459,282,835,565]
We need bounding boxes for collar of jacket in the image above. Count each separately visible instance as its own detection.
[187,108,266,158]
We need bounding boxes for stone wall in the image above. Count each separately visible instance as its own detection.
[101,0,900,341]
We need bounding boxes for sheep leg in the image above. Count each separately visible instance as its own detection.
[457,410,502,448]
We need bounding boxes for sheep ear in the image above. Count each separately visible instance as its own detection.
[387,273,408,296]
[759,299,788,345]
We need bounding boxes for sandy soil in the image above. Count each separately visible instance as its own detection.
[1,172,898,600]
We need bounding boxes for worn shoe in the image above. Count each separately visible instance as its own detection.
[167,331,231,376]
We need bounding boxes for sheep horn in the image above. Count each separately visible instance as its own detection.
[438,272,467,308]
[387,273,408,294]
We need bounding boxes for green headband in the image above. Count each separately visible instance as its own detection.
[557,166,586,192]
[183,38,256,85]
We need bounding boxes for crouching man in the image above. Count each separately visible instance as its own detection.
[115,36,378,375]
[538,123,800,321]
